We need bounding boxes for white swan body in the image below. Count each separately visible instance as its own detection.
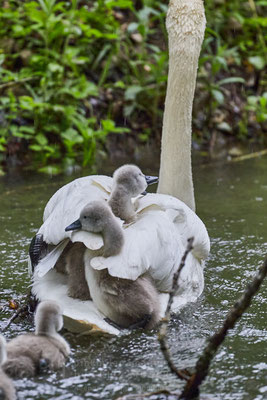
[32,185,209,335]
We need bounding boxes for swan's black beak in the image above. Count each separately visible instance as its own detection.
[65,219,82,232]
[145,175,158,186]
[141,190,147,196]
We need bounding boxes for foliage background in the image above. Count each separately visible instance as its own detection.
[0,0,266,173]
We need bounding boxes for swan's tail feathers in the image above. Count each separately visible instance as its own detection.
[29,234,48,274]
[35,239,69,278]
[3,356,36,378]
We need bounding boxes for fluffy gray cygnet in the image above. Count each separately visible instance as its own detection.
[55,241,92,301]
[65,201,160,330]
[0,336,16,400]
[108,164,157,223]
[2,301,70,378]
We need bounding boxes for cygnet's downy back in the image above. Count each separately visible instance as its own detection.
[108,165,158,223]
[2,301,70,379]
[66,201,160,330]
[0,335,16,400]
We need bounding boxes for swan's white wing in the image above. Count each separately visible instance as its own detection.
[35,239,69,277]
[136,193,210,260]
[43,175,113,222]
[70,231,103,251]
[90,210,183,290]
[33,175,113,276]
[39,175,113,246]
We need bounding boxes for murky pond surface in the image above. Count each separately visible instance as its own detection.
[0,154,266,400]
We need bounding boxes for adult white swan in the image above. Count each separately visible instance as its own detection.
[31,0,209,335]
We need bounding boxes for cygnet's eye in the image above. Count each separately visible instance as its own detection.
[83,216,87,219]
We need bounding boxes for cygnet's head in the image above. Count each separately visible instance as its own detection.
[113,165,158,197]
[65,201,113,234]
[0,335,7,366]
[35,300,63,335]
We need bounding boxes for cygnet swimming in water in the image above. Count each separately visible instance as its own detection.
[2,301,70,378]
[0,336,15,400]
[65,201,160,329]
[108,164,158,223]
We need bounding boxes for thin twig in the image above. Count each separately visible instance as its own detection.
[180,258,267,399]
[158,237,194,382]
[230,149,267,163]
[1,304,28,332]
[1,292,37,332]
[0,77,39,91]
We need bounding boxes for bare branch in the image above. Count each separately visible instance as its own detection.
[1,305,28,332]
[158,237,194,382]
[1,293,37,332]
[0,77,38,91]
[180,258,267,399]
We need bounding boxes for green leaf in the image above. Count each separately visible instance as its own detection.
[19,96,35,110]
[101,119,129,134]
[125,85,143,101]
[217,77,245,86]
[247,96,258,106]
[61,128,83,144]
[114,81,126,89]
[105,0,133,10]
[36,134,48,146]
[211,89,224,104]
[29,144,42,152]
[248,56,265,70]
[48,63,64,73]
[38,165,62,175]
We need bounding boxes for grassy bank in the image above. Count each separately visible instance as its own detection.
[0,0,266,173]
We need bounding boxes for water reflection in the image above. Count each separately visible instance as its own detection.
[0,156,266,399]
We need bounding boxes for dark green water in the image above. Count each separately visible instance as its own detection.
[0,155,266,400]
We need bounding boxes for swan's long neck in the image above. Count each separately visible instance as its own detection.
[108,187,135,222]
[157,0,206,212]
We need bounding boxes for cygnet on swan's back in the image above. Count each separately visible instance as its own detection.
[2,301,70,378]
[108,164,158,223]
[65,201,160,330]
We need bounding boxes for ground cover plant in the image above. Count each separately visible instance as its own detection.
[0,0,266,173]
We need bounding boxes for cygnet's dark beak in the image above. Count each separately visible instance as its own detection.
[145,175,158,186]
[65,219,82,232]
[141,190,147,196]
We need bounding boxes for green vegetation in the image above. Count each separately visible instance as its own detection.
[0,0,266,173]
